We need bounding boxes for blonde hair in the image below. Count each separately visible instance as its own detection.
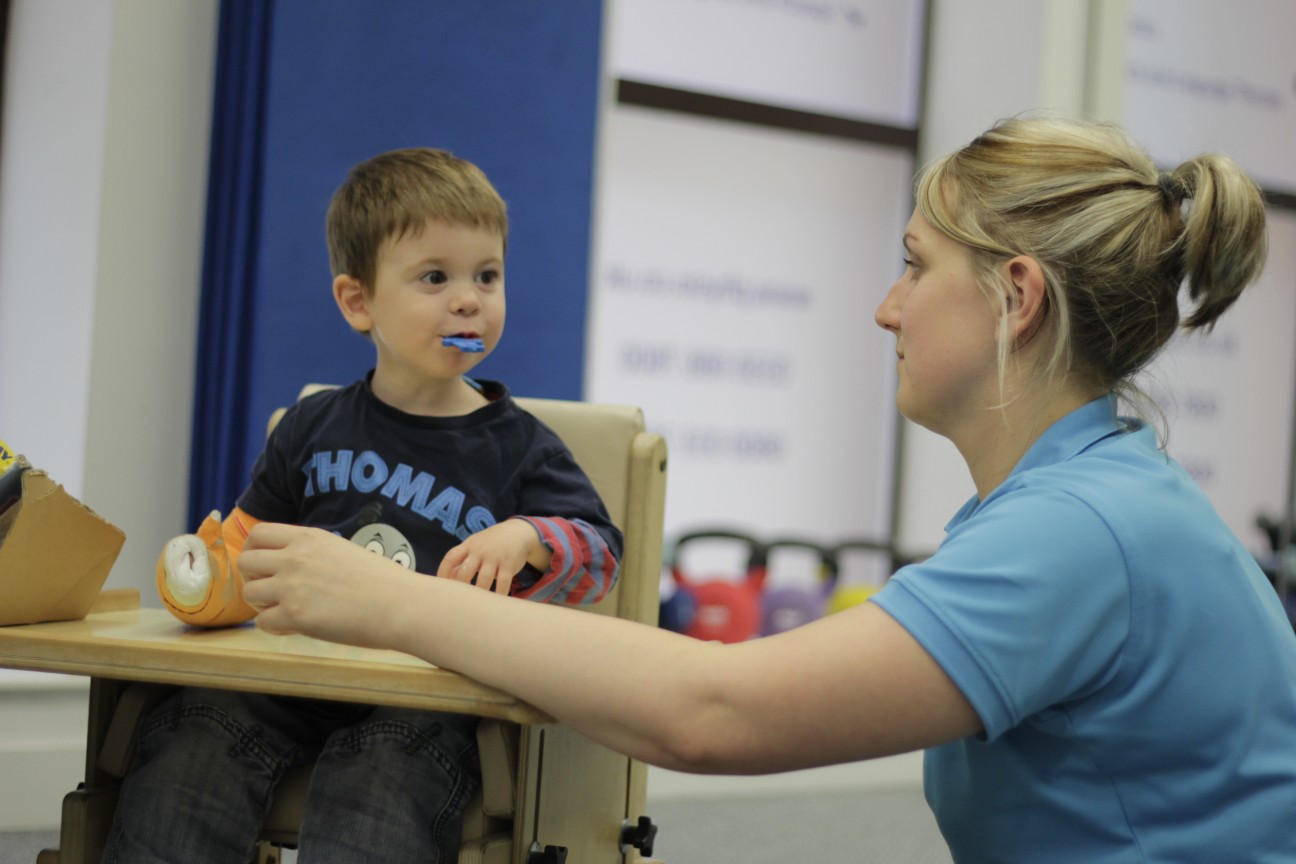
[326,148,508,292]
[916,115,1267,405]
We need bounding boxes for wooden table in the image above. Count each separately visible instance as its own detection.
[0,592,652,863]
[0,592,548,724]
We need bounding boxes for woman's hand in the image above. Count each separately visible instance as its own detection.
[240,522,422,648]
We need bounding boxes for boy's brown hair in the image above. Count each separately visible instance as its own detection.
[326,148,509,294]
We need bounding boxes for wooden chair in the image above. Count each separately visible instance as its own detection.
[37,388,669,864]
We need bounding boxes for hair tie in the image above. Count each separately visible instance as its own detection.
[1157,172,1183,208]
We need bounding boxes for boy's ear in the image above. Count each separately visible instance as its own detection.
[333,274,372,333]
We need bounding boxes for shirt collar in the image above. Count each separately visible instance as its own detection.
[1009,393,1127,477]
[946,393,1131,530]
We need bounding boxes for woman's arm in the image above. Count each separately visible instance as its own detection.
[240,522,981,774]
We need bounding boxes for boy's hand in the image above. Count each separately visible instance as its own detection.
[437,518,550,594]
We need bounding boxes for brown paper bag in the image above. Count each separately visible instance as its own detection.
[0,467,125,626]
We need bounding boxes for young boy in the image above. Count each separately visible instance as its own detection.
[104,148,622,863]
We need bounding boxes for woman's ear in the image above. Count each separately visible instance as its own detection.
[1004,256,1048,348]
[333,274,372,333]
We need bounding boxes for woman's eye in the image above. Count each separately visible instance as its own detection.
[902,257,919,276]
[421,270,448,285]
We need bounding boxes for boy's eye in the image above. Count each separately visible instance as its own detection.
[477,268,501,286]
[421,270,448,285]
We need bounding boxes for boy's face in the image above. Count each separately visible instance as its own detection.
[341,220,506,389]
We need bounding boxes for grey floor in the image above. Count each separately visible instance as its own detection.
[1,786,953,864]
[644,787,953,864]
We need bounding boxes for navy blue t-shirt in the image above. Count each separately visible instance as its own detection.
[237,376,622,585]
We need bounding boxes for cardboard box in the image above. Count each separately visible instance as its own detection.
[0,460,126,626]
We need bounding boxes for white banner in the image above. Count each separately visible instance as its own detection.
[587,105,910,555]
[1120,0,1296,554]
[611,0,926,127]
[1122,0,1296,195]
[1139,208,1296,553]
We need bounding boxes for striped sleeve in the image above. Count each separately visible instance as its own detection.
[509,516,620,605]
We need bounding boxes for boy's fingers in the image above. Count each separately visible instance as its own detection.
[452,555,481,583]
[437,546,466,580]
[493,570,514,596]
[475,562,499,591]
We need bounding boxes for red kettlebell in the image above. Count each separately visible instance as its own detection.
[669,529,767,643]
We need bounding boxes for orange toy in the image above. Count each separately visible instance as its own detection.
[156,508,264,627]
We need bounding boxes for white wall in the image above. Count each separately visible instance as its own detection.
[81,0,218,599]
[0,0,112,499]
[0,0,217,830]
[0,0,216,603]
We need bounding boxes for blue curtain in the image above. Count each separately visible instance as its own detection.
[187,0,275,525]
[188,0,604,526]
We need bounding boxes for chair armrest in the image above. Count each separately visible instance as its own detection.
[96,684,173,779]
[477,719,520,819]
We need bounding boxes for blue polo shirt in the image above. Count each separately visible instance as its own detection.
[874,395,1296,863]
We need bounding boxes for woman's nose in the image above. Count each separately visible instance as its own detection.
[875,278,903,333]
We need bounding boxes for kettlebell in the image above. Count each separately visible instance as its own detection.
[825,538,895,615]
[667,529,767,643]
[759,538,836,636]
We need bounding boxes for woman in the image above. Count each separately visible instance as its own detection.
[241,116,1296,863]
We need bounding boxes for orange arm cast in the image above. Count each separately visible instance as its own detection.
[156,507,265,628]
